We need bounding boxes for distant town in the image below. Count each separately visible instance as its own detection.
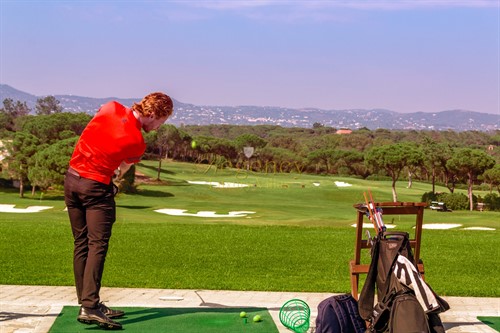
[1,84,498,132]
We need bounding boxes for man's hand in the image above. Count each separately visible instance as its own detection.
[114,161,133,180]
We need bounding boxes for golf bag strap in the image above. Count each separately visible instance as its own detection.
[341,295,367,333]
[358,235,380,320]
[330,294,366,333]
[330,297,350,333]
[358,232,409,320]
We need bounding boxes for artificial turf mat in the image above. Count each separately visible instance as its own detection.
[49,306,279,332]
[477,317,500,332]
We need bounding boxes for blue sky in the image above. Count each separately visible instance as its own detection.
[1,0,499,114]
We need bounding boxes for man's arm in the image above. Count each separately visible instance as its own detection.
[115,161,134,180]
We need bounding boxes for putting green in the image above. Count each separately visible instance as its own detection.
[49,306,279,332]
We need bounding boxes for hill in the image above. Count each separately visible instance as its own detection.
[1,84,498,131]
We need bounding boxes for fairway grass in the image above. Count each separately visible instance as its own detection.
[0,160,498,297]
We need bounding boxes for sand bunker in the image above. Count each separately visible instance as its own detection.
[462,227,496,231]
[155,209,255,218]
[188,181,248,188]
[335,181,352,187]
[0,204,53,213]
[421,223,462,230]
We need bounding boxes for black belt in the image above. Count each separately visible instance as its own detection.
[67,167,80,177]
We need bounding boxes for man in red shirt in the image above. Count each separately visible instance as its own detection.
[64,92,173,330]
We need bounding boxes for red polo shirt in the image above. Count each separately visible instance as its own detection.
[69,101,145,184]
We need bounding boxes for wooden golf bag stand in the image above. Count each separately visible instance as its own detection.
[350,202,426,300]
[349,202,449,332]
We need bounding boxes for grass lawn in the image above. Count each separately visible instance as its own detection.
[0,160,498,297]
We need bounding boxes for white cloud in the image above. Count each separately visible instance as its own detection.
[171,0,498,23]
[323,0,499,10]
[180,0,276,10]
[178,0,498,11]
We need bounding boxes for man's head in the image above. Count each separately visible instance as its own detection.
[132,92,174,132]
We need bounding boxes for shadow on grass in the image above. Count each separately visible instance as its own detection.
[138,163,176,176]
[134,189,174,198]
[157,179,190,186]
[0,188,64,202]
[0,187,17,194]
[135,177,190,187]
[32,194,65,201]
[117,205,153,210]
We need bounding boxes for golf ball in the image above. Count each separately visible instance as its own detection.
[240,311,247,318]
[253,315,262,322]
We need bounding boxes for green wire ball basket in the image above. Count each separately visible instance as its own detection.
[279,299,310,333]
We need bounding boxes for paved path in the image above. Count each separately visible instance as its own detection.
[0,285,498,332]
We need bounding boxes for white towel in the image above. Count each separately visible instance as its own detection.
[393,255,440,313]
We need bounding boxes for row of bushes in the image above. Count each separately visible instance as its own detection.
[421,191,500,211]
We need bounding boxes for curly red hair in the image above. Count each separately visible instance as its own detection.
[132,92,173,119]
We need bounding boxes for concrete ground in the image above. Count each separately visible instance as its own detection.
[0,285,498,333]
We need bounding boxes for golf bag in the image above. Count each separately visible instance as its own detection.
[316,294,366,333]
[358,231,449,333]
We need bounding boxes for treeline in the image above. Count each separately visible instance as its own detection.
[1,97,499,211]
[175,124,499,211]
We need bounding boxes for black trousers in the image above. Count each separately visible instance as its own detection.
[64,170,116,309]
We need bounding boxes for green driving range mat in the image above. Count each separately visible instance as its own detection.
[477,317,500,332]
[49,306,279,332]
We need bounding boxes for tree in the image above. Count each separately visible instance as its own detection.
[482,164,500,194]
[338,132,373,151]
[446,148,496,211]
[4,132,40,197]
[257,146,298,173]
[28,137,77,192]
[422,138,441,193]
[365,143,408,202]
[267,134,303,153]
[401,142,424,188]
[234,133,267,150]
[35,96,63,115]
[434,143,455,193]
[334,149,368,178]
[19,112,90,144]
[0,98,31,131]
[155,124,181,180]
[0,112,9,136]
[308,134,340,151]
[307,148,336,173]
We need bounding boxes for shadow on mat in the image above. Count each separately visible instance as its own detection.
[49,306,280,332]
[118,307,269,325]
[198,302,281,311]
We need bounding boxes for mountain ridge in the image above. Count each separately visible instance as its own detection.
[1,84,498,131]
